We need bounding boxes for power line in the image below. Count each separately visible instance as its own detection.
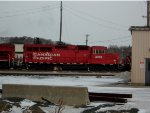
[64,4,128,28]
[109,39,131,45]
[0,3,59,14]
[64,35,131,45]
[0,4,59,19]
[64,7,128,31]
[89,36,131,43]
[93,39,131,47]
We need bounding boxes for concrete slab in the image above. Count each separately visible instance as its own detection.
[2,84,90,106]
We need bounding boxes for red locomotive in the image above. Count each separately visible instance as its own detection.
[0,43,131,71]
[23,44,122,71]
[0,44,15,68]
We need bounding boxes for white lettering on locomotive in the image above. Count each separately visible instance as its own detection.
[95,56,102,59]
[33,52,60,60]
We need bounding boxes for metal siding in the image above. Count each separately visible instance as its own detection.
[132,31,150,84]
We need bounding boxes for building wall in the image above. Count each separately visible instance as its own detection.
[132,30,150,84]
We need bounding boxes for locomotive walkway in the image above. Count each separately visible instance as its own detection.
[0,70,119,76]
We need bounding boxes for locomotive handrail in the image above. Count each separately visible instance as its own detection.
[8,54,10,68]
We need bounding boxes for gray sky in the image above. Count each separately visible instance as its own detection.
[0,1,147,46]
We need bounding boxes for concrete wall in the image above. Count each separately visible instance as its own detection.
[2,84,90,106]
[131,30,150,84]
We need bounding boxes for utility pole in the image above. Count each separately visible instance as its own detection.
[147,1,150,27]
[59,1,63,42]
[86,34,90,46]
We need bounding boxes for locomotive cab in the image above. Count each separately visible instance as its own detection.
[90,46,107,64]
[89,46,119,71]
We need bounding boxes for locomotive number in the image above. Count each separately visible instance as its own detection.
[95,56,102,59]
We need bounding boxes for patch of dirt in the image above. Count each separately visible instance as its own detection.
[29,105,45,113]
[0,97,46,113]
[97,108,139,113]
[0,101,12,112]
[82,104,139,113]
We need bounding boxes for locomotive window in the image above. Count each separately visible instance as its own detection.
[93,49,104,54]
[93,50,96,54]
[93,50,105,54]
[96,50,99,54]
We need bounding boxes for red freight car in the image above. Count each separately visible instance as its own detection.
[0,43,15,68]
[23,44,120,71]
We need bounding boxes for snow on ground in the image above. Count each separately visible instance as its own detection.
[20,99,36,108]
[90,87,150,113]
[0,75,122,89]
[0,72,150,113]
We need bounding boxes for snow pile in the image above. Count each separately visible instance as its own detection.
[114,71,131,83]
[20,99,36,108]
[9,106,22,113]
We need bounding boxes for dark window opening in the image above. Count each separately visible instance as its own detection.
[26,47,39,51]
[32,47,39,51]
[77,46,89,50]
[26,47,32,51]
[55,46,67,49]
[40,47,52,51]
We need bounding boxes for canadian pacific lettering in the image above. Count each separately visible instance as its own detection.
[33,52,60,60]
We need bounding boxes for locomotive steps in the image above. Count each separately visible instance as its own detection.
[0,70,119,76]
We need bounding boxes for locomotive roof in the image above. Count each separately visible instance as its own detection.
[0,43,15,51]
[92,46,107,50]
[24,43,74,46]
[0,43,15,47]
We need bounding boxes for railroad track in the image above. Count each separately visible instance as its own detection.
[0,70,119,76]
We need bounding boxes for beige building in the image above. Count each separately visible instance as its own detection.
[130,27,150,85]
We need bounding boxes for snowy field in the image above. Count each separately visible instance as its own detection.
[0,72,150,113]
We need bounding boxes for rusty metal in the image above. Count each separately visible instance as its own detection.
[89,92,132,98]
[89,95,127,103]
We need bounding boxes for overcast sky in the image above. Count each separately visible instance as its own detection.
[0,1,147,46]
